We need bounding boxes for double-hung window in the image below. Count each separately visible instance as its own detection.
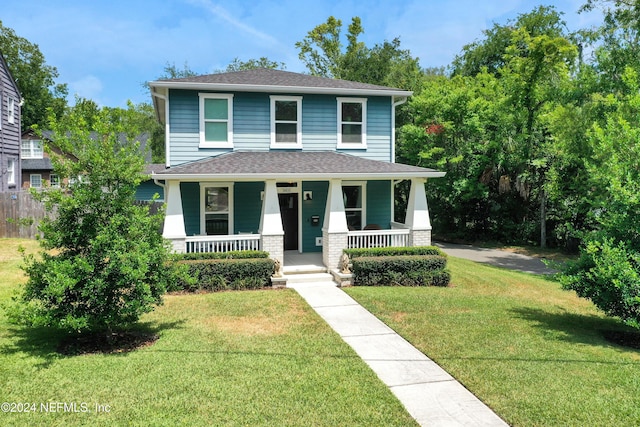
[21,140,44,159]
[50,174,60,188]
[342,182,366,230]
[199,93,233,148]
[7,159,15,186]
[337,98,367,148]
[200,183,233,235]
[270,96,302,148]
[7,97,15,125]
[30,174,42,189]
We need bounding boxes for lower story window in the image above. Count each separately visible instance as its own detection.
[201,183,233,235]
[30,174,42,189]
[342,183,365,230]
[50,174,60,188]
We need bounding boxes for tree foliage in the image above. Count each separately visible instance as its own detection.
[13,104,181,334]
[0,20,68,129]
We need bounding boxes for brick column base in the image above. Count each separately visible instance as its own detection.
[168,237,186,254]
[322,230,348,270]
[410,229,432,247]
[261,234,284,265]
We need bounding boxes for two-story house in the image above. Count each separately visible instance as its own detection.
[0,51,21,192]
[149,69,444,269]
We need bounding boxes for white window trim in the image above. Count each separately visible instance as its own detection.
[337,97,367,149]
[7,158,15,186]
[342,181,367,230]
[199,182,234,235]
[270,95,303,149]
[30,174,42,189]
[7,96,15,125]
[50,174,60,188]
[198,93,234,149]
[21,140,44,159]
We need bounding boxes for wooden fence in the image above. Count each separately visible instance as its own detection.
[1,192,164,239]
[0,192,48,239]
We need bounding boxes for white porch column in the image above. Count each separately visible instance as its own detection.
[405,178,432,246]
[259,180,284,265]
[163,180,187,253]
[322,179,349,269]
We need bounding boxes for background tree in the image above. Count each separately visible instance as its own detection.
[0,20,68,129]
[224,57,286,72]
[13,103,181,336]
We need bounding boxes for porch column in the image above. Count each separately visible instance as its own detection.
[163,180,187,253]
[405,178,432,246]
[322,179,349,269]
[259,179,284,265]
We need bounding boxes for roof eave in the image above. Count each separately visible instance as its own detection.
[148,81,413,97]
[152,171,446,181]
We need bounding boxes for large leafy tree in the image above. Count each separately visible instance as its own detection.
[13,104,181,335]
[0,20,68,129]
[296,16,422,92]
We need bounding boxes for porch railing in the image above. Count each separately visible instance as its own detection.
[347,229,410,249]
[185,234,261,253]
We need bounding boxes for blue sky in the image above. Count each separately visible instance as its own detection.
[3,0,603,108]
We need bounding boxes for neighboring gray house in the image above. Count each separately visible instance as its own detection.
[149,69,445,269]
[0,50,21,192]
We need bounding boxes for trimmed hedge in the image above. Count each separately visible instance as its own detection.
[171,258,275,292]
[344,246,446,258]
[351,255,450,287]
[172,250,270,261]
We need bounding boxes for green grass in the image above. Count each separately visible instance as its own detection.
[345,257,640,426]
[0,239,417,426]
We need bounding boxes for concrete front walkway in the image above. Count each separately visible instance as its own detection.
[291,282,509,427]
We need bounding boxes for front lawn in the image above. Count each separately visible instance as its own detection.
[0,239,416,426]
[345,257,640,426]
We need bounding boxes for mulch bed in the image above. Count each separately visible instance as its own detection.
[57,331,158,356]
[602,330,640,350]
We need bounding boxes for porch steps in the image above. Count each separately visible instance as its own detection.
[283,271,337,288]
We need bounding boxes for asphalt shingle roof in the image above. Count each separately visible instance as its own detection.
[22,158,53,171]
[153,151,443,179]
[153,68,408,94]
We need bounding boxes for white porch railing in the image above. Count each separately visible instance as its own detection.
[185,234,261,253]
[347,229,410,249]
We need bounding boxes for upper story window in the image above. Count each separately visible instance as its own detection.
[199,93,233,149]
[270,96,302,149]
[7,96,15,124]
[337,97,367,149]
[22,140,44,159]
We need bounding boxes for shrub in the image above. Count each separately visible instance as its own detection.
[173,258,275,292]
[351,255,450,287]
[344,246,446,258]
[173,250,269,261]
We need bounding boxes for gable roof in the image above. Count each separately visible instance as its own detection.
[149,69,412,124]
[152,151,444,181]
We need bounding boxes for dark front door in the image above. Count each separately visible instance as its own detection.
[279,193,298,250]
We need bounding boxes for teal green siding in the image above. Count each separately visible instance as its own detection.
[181,182,200,236]
[135,180,164,201]
[366,180,392,228]
[301,181,329,252]
[167,90,394,166]
[233,182,264,233]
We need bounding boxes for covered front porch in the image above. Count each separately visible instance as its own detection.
[152,151,445,269]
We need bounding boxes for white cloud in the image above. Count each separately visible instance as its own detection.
[69,75,104,105]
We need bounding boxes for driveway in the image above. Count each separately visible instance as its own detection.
[435,242,557,275]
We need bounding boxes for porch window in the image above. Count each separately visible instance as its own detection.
[21,140,44,159]
[50,174,60,188]
[199,93,233,148]
[200,183,233,235]
[343,183,366,230]
[30,174,42,189]
[337,98,367,148]
[270,96,302,148]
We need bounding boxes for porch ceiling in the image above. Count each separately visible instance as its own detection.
[152,151,445,181]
